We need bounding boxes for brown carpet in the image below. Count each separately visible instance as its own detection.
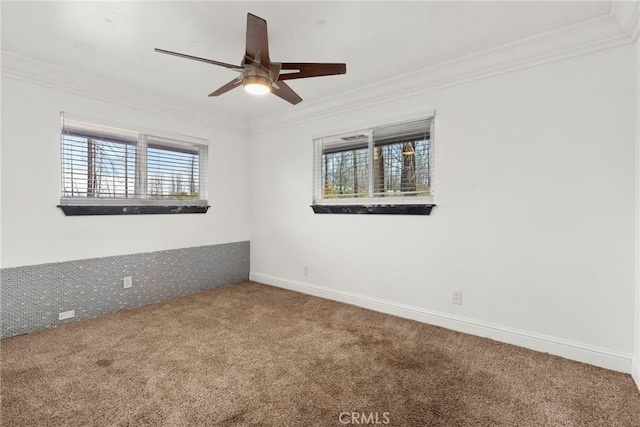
[2,281,639,426]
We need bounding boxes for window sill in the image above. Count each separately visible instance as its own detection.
[58,205,210,216]
[311,204,435,215]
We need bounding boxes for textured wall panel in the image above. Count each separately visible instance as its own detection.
[0,242,249,338]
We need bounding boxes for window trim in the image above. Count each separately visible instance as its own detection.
[312,112,435,214]
[59,197,210,207]
[58,112,209,215]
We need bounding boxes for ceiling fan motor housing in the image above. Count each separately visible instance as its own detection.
[243,65,272,93]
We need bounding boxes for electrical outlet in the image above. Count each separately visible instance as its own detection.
[123,276,133,289]
[303,266,309,276]
[452,290,462,305]
[58,310,75,320]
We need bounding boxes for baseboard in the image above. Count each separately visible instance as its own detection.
[633,356,640,391]
[250,272,632,374]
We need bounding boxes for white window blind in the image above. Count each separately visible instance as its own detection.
[321,133,370,199]
[313,115,433,205]
[147,139,200,200]
[372,119,432,198]
[60,113,208,206]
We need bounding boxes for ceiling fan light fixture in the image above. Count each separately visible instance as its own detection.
[243,75,271,95]
[155,13,345,104]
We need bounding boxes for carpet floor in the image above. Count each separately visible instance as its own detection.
[2,281,639,426]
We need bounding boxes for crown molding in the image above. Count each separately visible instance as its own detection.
[1,51,250,135]
[3,3,638,138]
[611,0,640,40]
[250,10,638,135]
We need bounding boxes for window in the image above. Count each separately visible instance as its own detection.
[59,113,208,215]
[312,115,434,215]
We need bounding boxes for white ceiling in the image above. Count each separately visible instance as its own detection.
[1,1,613,121]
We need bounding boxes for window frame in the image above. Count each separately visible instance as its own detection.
[58,113,209,215]
[312,113,435,214]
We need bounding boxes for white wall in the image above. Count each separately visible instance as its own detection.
[250,43,637,372]
[1,77,251,268]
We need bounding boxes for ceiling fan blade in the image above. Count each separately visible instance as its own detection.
[208,78,242,97]
[155,48,242,70]
[271,81,302,105]
[277,63,347,81]
[246,13,270,68]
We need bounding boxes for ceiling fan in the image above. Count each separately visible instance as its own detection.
[155,13,347,105]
